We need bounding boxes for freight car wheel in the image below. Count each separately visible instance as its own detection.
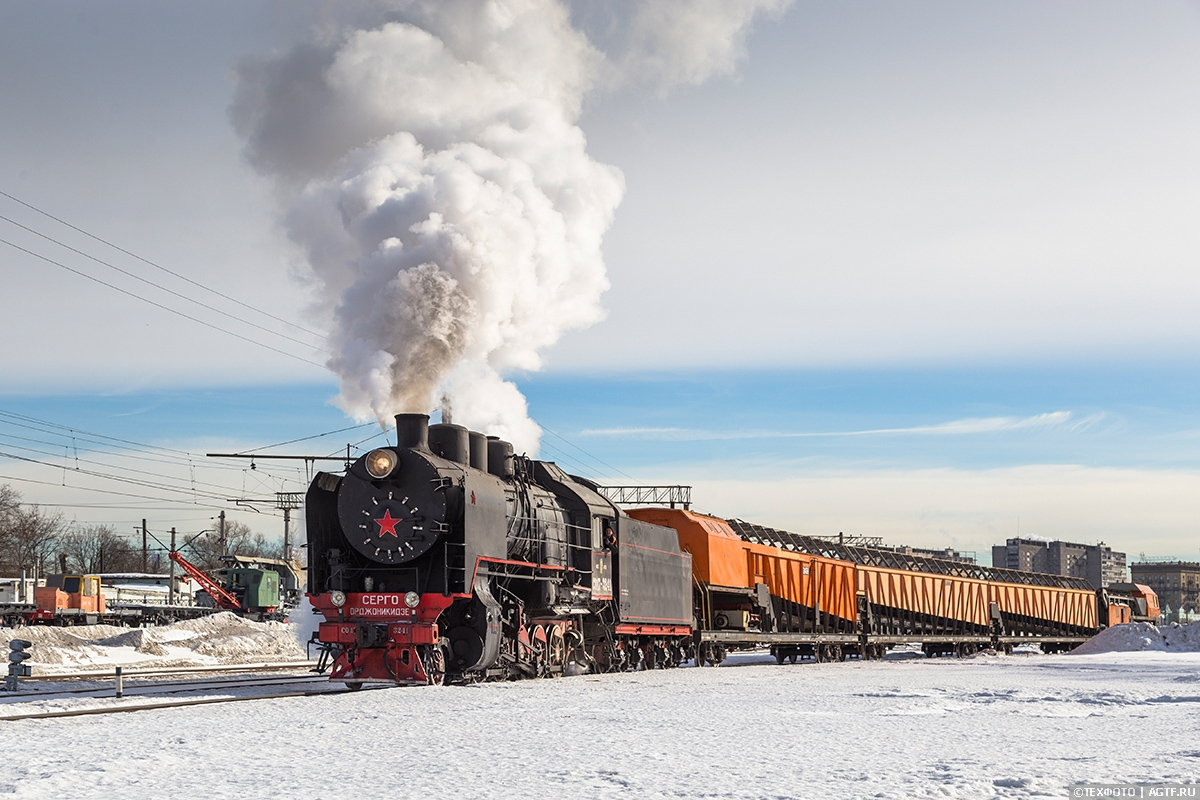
[626,640,643,671]
[773,647,785,665]
[640,644,657,670]
[699,642,726,667]
[344,680,364,691]
[668,643,685,668]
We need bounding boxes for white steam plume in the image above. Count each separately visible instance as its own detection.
[233,0,790,453]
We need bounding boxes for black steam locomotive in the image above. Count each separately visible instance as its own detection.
[305,413,693,685]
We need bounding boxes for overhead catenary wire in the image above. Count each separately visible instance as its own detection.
[0,449,251,504]
[0,212,329,355]
[0,410,310,510]
[0,408,410,519]
[1,417,309,484]
[0,472,258,513]
[0,236,326,369]
[0,436,273,500]
[0,188,324,339]
[538,424,636,481]
[238,422,381,454]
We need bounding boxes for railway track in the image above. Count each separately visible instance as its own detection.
[0,663,378,721]
[31,661,320,682]
[0,685,379,721]
[3,673,324,700]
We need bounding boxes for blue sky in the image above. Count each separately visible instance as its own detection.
[2,2,1200,565]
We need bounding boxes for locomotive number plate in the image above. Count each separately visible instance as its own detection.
[346,593,417,618]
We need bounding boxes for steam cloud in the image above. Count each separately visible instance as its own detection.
[233,0,789,452]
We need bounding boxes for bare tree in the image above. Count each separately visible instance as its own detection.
[0,493,64,576]
[184,520,283,571]
[0,484,18,519]
[0,484,19,570]
[59,524,140,574]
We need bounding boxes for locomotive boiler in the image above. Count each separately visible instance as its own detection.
[304,413,694,685]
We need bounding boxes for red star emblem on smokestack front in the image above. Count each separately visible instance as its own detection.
[374,509,401,537]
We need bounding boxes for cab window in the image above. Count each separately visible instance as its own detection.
[62,577,81,594]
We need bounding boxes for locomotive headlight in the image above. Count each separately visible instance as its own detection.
[404,591,420,608]
[365,448,398,479]
[330,590,347,608]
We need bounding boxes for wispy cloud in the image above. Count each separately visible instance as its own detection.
[581,427,689,437]
[581,411,1088,441]
[820,411,1074,437]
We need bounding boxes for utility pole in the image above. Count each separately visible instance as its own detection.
[276,493,303,563]
[218,510,227,556]
[169,527,177,606]
[141,519,148,573]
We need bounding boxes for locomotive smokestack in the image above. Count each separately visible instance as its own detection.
[487,437,515,479]
[395,413,430,451]
[468,431,488,472]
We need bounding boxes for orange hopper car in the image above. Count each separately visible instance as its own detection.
[629,507,1129,663]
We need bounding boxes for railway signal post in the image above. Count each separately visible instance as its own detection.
[6,640,32,691]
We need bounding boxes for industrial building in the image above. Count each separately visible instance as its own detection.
[1129,561,1200,616]
[991,538,1126,589]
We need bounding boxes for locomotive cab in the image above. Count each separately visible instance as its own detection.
[1102,582,1161,625]
[31,574,105,623]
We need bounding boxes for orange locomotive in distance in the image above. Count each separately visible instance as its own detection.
[30,575,106,624]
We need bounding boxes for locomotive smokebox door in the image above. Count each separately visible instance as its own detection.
[336,451,448,565]
[591,551,613,600]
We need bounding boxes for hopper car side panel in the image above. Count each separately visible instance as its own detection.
[747,545,810,629]
[745,545,857,633]
[857,566,991,637]
[808,555,858,634]
[990,582,1097,635]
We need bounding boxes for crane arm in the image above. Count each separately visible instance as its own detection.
[169,551,242,611]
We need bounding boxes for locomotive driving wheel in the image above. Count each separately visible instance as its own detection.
[546,626,566,676]
[420,644,447,686]
[530,625,548,678]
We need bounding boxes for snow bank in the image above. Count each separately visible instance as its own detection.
[1071,621,1200,654]
[0,612,307,673]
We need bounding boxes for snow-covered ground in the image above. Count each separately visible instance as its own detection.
[2,625,1199,799]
